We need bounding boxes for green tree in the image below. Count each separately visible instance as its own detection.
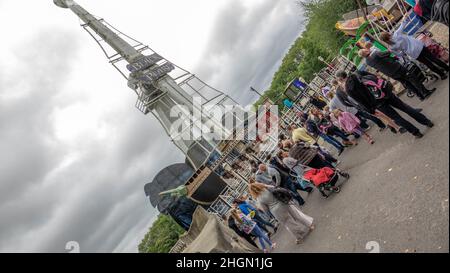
[138,214,185,253]
[255,0,359,108]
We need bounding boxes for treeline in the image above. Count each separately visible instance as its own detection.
[138,214,185,253]
[255,0,358,107]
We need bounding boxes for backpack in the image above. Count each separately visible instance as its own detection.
[268,187,293,204]
[359,74,390,100]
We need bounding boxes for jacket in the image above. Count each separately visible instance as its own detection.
[345,72,379,114]
[238,202,256,216]
[255,166,281,186]
[390,21,424,59]
[288,142,319,165]
[365,50,403,78]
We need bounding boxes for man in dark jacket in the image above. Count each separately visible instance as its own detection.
[331,79,387,131]
[359,48,435,100]
[336,70,434,138]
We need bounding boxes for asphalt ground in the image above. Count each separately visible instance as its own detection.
[271,78,449,253]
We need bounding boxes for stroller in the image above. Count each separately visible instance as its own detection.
[289,164,350,199]
[400,55,440,98]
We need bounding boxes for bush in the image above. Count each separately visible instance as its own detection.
[138,214,185,253]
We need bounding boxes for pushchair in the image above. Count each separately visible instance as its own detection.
[289,164,350,199]
[399,54,440,98]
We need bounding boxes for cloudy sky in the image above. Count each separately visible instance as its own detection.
[0,0,305,252]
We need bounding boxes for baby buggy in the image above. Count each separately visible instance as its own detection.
[290,164,350,198]
[400,55,440,98]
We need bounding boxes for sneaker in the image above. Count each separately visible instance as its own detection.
[338,148,344,156]
[441,74,448,80]
[414,132,424,139]
[415,108,423,113]
[364,125,372,132]
[388,126,398,134]
[399,128,407,134]
[379,126,387,132]
[426,121,434,128]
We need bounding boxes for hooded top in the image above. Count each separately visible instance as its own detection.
[345,72,379,114]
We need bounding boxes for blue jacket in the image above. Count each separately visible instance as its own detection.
[238,202,256,215]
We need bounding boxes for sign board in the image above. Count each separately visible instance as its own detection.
[284,88,298,101]
[292,79,307,90]
[126,53,163,73]
[136,62,175,84]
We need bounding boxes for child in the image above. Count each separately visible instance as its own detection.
[230,209,276,253]
[332,109,375,144]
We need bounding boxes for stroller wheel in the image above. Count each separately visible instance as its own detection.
[424,73,439,84]
[332,186,341,193]
[339,172,350,179]
[406,91,415,98]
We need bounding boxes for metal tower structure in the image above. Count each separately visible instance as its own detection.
[53,0,241,169]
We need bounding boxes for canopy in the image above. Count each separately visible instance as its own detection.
[180,207,261,253]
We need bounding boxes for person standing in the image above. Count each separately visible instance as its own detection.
[255,163,305,206]
[287,127,339,165]
[379,21,448,79]
[224,214,258,248]
[229,209,275,253]
[305,117,345,155]
[358,48,435,100]
[332,109,374,144]
[329,81,387,131]
[331,79,405,134]
[336,70,434,138]
[233,198,278,234]
[249,182,315,245]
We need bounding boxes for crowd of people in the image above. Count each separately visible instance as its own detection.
[222,16,448,253]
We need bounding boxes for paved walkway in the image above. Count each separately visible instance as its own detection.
[272,78,449,253]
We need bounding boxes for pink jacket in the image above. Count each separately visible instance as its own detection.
[337,112,360,133]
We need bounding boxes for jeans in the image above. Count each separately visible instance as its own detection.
[282,178,306,206]
[327,126,350,141]
[251,225,272,251]
[377,95,432,135]
[318,132,344,151]
[417,46,449,76]
[356,110,386,129]
[253,213,275,232]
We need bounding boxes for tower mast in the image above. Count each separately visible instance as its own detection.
[54,0,241,169]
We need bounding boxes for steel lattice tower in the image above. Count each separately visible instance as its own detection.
[54,0,243,169]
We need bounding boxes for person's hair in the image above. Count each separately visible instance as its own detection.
[358,49,371,58]
[336,70,347,79]
[248,182,269,199]
[248,177,256,184]
[326,92,334,99]
[379,32,394,45]
[331,79,339,86]
[332,109,342,117]
[282,139,293,149]
[230,209,243,224]
[276,150,284,159]
[233,197,244,205]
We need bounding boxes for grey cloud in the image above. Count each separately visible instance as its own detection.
[194,0,305,105]
[0,0,306,253]
[0,27,182,252]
